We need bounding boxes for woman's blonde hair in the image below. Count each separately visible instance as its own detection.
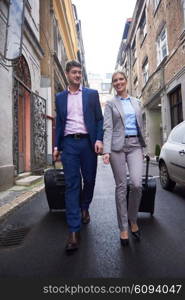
[112,71,127,83]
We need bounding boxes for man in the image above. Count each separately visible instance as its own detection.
[53,60,103,252]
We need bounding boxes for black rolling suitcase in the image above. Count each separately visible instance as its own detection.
[127,155,156,215]
[44,162,65,211]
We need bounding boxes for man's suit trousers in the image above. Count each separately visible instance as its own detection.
[61,136,97,232]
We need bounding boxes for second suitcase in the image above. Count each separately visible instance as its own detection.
[127,155,156,216]
[44,167,65,211]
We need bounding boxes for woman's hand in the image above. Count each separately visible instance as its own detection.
[103,153,110,164]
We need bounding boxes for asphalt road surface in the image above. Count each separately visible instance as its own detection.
[0,158,185,279]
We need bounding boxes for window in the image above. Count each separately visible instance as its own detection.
[140,9,147,44]
[131,39,137,65]
[169,122,185,143]
[169,86,183,128]
[53,18,58,54]
[142,58,149,84]
[154,0,161,11]
[106,73,112,79]
[0,4,7,55]
[101,83,111,92]
[124,61,128,77]
[182,0,185,24]
[57,35,62,63]
[26,0,33,9]
[134,76,138,97]
[156,27,168,65]
[4,0,25,60]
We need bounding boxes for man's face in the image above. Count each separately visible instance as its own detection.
[66,66,82,86]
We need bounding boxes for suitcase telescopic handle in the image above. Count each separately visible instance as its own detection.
[52,160,57,169]
[144,154,150,187]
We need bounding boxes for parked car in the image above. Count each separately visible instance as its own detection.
[159,121,185,191]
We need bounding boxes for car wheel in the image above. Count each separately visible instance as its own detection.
[159,162,176,191]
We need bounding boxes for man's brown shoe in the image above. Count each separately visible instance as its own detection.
[81,210,90,224]
[65,232,80,252]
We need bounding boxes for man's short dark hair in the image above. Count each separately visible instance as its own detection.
[65,60,82,72]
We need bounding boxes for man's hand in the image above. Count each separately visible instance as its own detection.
[53,149,60,162]
[94,141,103,154]
[103,153,110,164]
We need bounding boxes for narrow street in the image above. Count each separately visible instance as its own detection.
[1,1,185,298]
[0,158,185,279]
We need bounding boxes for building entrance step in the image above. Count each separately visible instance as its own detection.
[16,172,32,180]
[15,176,42,186]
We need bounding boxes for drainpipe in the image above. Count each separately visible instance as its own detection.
[128,45,132,95]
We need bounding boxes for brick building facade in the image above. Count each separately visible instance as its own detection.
[116,0,185,155]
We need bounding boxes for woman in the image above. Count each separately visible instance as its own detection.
[103,71,146,246]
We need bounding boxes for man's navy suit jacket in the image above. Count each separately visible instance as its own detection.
[55,87,103,151]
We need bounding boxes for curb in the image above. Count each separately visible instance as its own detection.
[150,160,159,166]
[0,184,45,221]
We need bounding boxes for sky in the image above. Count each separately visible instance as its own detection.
[72,0,137,74]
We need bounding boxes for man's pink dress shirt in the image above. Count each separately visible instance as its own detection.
[64,86,88,136]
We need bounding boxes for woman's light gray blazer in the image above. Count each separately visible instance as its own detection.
[103,96,146,154]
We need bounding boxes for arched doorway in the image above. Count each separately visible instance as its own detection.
[13,55,31,174]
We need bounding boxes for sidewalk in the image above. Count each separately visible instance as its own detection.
[0,178,45,221]
[150,156,159,166]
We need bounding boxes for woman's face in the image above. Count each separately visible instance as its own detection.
[112,73,127,94]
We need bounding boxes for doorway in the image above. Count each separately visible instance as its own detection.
[13,56,31,174]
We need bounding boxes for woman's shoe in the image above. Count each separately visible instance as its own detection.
[131,230,141,241]
[120,238,129,246]
[129,222,141,241]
